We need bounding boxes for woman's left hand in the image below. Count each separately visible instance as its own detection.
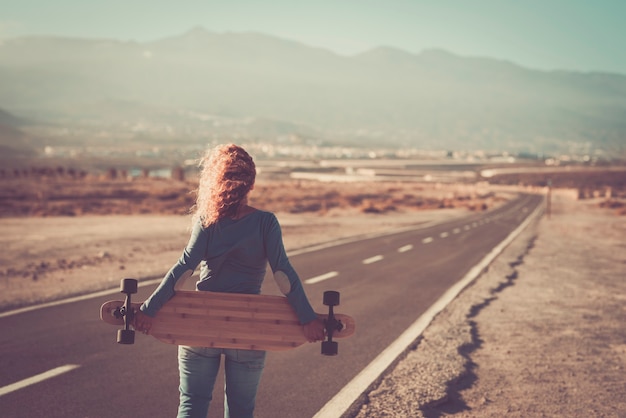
[303,318,325,342]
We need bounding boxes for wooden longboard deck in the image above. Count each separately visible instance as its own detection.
[100,291,355,351]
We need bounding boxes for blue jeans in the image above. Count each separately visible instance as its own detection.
[177,346,266,418]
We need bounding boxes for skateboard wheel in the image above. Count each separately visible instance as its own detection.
[117,329,135,345]
[321,341,338,356]
[120,278,138,294]
[323,291,340,306]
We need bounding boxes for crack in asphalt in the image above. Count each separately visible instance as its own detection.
[421,235,538,416]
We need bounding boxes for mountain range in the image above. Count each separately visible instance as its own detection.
[0,108,37,157]
[1,27,625,155]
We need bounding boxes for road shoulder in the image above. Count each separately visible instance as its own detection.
[354,192,626,417]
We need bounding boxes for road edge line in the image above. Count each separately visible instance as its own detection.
[0,278,163,319]
[0,216,457,319]
[313,197,544,418]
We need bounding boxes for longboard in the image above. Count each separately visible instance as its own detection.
[100,280,355,354]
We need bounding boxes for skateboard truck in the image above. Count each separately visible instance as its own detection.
[321,290,344,356]
[113,278,138,345]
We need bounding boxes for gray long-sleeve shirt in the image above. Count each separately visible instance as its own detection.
[140,210,317,324]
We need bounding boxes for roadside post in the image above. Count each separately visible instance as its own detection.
[547,179,552,219]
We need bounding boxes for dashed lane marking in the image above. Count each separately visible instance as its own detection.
[0,365,80,397]
[422,237,434,244]
[0,216,458,319]
[304,271,339,285]
[398,245,413,253]
[362,255,384,265]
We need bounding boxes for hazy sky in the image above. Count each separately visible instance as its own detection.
[1,0,625,74]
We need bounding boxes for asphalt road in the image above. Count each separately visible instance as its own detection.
[0,193,542,418]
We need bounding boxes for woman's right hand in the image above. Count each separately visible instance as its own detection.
[133,309,153,335]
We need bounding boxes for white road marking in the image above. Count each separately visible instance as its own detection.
[362,255,384,264]
[0,278,164,319]
[0,365,80,397]
[440,232,449,238]
[422,237,434,244]
[398,245,413,253]
[304,271,339,285]
[314,198,545,418]
[0,217,453,319]
[453,228,461,234]
[464,225,471,231]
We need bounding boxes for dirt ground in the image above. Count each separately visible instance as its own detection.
[2,177,625,417]
[354,191,626,417]
[0,179,502,312]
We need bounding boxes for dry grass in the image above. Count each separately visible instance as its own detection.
[0,175,501,218]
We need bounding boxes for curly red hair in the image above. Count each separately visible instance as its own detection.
[193,144,256,227]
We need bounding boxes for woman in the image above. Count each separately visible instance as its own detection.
[134,144,325,417]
